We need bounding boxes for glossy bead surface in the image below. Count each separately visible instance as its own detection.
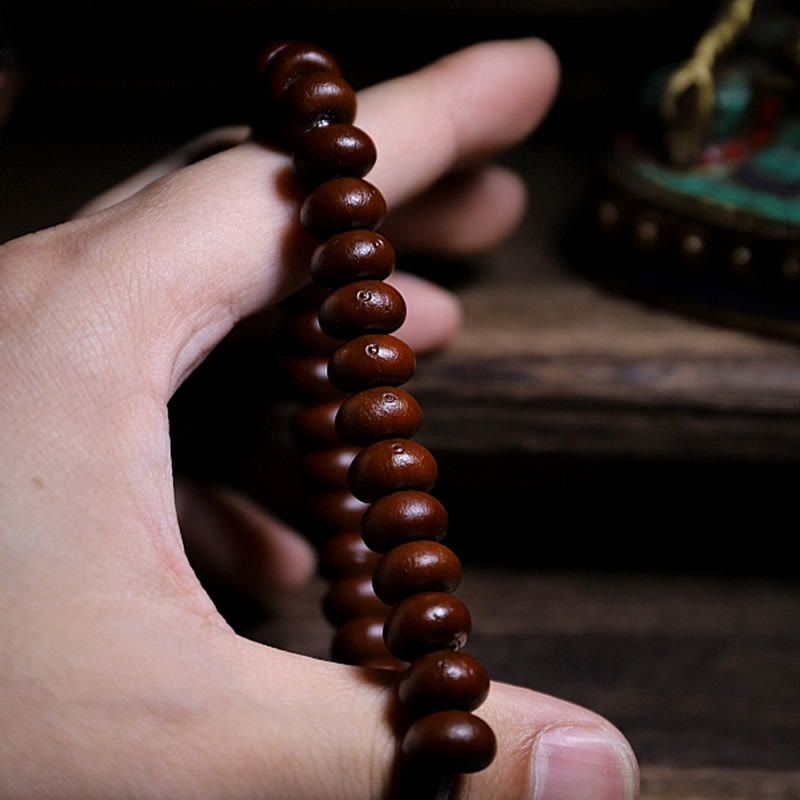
[323,574,390,625]
[293,124,377,190]
[336,387,422,445]
[332,616,392,665]
[398,650,489,713]
[402,711,496,773]
[372,541,461,604]
[361,490,448,552]
[311,490,367,530]
[280,73,357,139]
[291,401,340,449]
[348,439,437,503]
[260,41,340,103]
[279,310,342,356]
[300,178,386,239]
[310,230,395,287]
[328,334,415,392]
[302,446,360,489]
[384,592,471,662]
[285,356,344,401]
[319,531,380,579]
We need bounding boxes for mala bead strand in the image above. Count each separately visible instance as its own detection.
[255,41,496,789]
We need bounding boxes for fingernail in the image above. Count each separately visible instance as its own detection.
[531,725,639,800]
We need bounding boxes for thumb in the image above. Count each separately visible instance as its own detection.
[184,636,638,800]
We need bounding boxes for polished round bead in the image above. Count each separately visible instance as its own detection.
[293,124,377,190]
[279,310,342,356]
[280,73,357,139]
[285,356,344,401]
[384,592,471,662]
[361,490,448,552]
[328,335,415,392]
[323,574,390,626]
[300,178,386,239]
[335,387,422,446]
[398,650,489,713]
[332,616,392,665]
[311,490,367,530]
[372,541,461,604]
[259,41,340,103]
[348,439,437,503]
[291,401,340,449]
[318,281,406,340]
[302,446,360,489]
[318,531,380,579]
[402,711,496,773]
[310,230,395,288]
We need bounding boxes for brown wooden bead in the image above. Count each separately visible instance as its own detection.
[311,490,367,530]
[348,439,437,503]
[372,541,461,604]
[280,73,357,139]
[310,230,395,288]
[302,446,360,489]
[402,711,496,773]
[398,650,489,713]
[328,334,415,392]
[279,310,342,356]
[293,124,377,190]
[318,281,406,340]
[291,401,340,449]
[300,178,386,239]
[319,531,380,579]
[260,41,340,104]
[285,356,345,401]
[384,592,471,662]
[336,387,422,446]
[332,616,393,665]
[323,574,390,625]
[283,281,332,312]
[361,490,447,552]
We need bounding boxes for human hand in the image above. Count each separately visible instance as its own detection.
[0,39,638,799]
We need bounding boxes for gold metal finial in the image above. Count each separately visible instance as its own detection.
[660,0,756,164]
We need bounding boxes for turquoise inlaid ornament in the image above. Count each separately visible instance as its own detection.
[595,1,800,337]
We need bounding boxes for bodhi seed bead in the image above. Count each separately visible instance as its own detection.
[300,177,386,239]
[318,280,406,340]
[259,41,340,104]
[402,710,497,774]
[383,591,472,662]
[279,310,342,356]
[293,124,377,190]
[348,438,437,503]
[291,401,341,449]
[318,531,380,579]
[335,387,422,445]
[285,356,345,401]
[279,73,357,139]
[361,490,448,552]
[398,650,490,713]
[302,446,360,489]
[372,541,461,605]
[310,230,395,287]
[328,334,415,392]
[322,574,390,626]
[311,490,368,531]
[332,616,393,665]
